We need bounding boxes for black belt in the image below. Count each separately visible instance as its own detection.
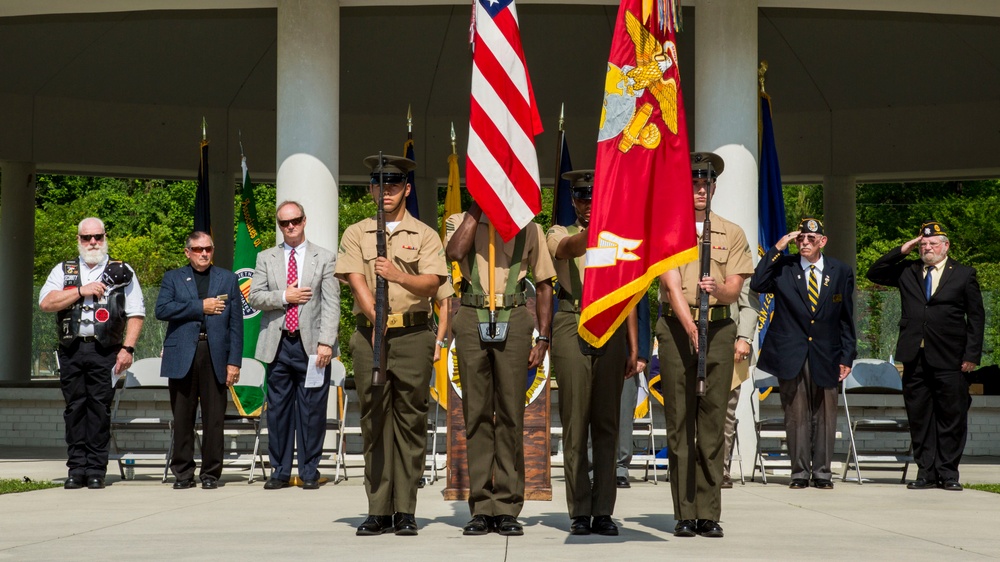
[460,292,527,309]
[355,311,429,329]
[77,336,98,343]
[282,329,300,339]
[662,303,731,322]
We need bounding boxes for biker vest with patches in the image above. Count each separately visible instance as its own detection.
[57,258,128,348]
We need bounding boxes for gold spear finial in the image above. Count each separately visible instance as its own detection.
[201,117,207,141]
[450,122,457,154]
[758,60,768,95]
[407,104,412,134]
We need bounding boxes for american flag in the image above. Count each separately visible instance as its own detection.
[467,0,543,242]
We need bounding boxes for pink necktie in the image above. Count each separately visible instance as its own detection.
[286,250,299,331]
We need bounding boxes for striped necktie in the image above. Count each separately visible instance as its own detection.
[808,265,819,313]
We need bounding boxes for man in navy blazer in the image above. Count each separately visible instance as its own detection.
[156,231,243,490]
[750,217,856,490]
[867,220,985,491]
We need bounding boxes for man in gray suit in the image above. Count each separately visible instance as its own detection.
[156,231,242,490]
[248,200,340,490]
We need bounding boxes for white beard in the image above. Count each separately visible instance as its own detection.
[79,242,108,266]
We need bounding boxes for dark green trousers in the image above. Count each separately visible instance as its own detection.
[351,325,434,515]
[551,308,626,518]
[453,305,534,517]
[657,315,735,521]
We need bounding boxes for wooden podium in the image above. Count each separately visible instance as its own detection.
[442,372,552,501]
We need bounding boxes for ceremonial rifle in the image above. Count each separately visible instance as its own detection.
[372,151,389,386]
[695,158,714,397]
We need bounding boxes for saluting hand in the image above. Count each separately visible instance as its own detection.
[775,230,802,252]
[900,236,923,255]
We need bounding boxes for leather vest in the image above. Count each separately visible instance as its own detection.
[56,258,129,348]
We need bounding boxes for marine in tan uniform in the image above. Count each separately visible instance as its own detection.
[336,154,449,537]
[444,203,555,537]
[546,170,638,536]
[657,152,753,538]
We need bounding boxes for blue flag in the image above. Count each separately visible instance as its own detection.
[553,135,575,227]
[756,93,787,348]
[404,138,419,219]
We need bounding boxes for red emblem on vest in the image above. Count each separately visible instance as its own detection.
[95,308,110,323]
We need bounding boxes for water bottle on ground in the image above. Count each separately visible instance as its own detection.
[124,458,135,480]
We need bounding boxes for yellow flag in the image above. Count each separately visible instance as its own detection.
[430,153,464,408]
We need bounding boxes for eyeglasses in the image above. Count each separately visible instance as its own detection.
[78,234,105,242]
[186,246,214,254]
[278,216,305,228]
[919,241,943,248]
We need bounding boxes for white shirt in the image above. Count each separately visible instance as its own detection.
[39,255,145,337]
[800,254,825,297]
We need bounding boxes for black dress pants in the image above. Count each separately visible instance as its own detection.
[169,340,229,481]
[58,340,119,479]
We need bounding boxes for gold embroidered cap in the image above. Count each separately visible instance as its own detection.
[797,216,824,236]
[919,220,947,238]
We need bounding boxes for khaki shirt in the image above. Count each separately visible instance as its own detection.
[545,222,586,298]
[660,212,754,306]
[445,212,556,293]
[336,211,448,315]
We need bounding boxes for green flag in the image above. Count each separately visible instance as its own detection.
[232,156,265,416]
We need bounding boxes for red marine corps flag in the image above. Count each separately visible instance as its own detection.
[579,0,696,346]
[466,0,544,241]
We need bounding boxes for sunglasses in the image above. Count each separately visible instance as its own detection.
[187,246,214,254]
[78,234,106,242]
[796,235,822,243]
[278,216,305,228]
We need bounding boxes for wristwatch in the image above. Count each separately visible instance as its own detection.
[122,346,135,355]
[535,335,550,345]
[436,339,449,348]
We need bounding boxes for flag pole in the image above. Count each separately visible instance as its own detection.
[551,103,565,227]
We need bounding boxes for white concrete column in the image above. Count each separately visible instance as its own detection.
[275,0,339,251]
[823,175,857,273]
[694,0,760,472]
[694,0,759,255]
[210,169,234,270]
[0,162,36,382]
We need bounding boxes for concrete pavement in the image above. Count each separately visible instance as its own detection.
[1,448,999,560]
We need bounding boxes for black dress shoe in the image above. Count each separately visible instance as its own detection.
[64,476,84,490]
[463,514,492,536]
[696,519,724,538]
[616,476,631,489]
[789,478,809,489]
[721,477,733,489]
[87,476,106,489]
[673,519,697,537]
[496,515,524,536]
[263,477,289,490]
[173,478,197,489]
[393,513,418,536]
[941,480,963,491]
[906,478,938,490]
[592,515,619,536]
[356,515,394,536]
[569,516,591,535]
[813,478,834,490]
[302,479,320,490]
[201,477,218,490]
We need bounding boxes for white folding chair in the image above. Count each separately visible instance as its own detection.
[750,369,785,484]
[321,359,349,483]
[841,359,912,484]
[629,372,664,483]
[110,357,172,482]
[222,358,269,483]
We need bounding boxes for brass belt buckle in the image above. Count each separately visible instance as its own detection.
[386,313,404,328]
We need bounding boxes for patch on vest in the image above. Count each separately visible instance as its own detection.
[95,308,110,323]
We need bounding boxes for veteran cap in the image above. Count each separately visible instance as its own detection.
[363,154,416,184]
[797,216,824,236]
[561,169,594,200]
[691,152,725,179]
[919,220,947,238]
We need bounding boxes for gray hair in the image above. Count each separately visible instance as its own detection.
[77,217,106,234]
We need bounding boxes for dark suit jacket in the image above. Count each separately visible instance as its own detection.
[750,248,857,388]
[155,265,243,383]
[867,247,985,370]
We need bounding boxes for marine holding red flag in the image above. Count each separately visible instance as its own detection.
[579,0,696,347]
